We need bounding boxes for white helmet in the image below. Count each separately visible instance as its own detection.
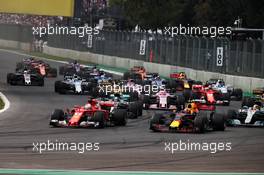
[84,104,91,110]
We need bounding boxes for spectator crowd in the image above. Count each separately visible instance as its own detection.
[0,13,62,26]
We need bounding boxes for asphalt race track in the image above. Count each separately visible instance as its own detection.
[0,50,263,172]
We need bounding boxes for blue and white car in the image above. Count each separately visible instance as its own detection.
[54,74,96,94]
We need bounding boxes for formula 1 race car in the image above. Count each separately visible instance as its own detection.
[7,69,44,86]
[226,104,264,127]
[123,66,147,82]
[59,60,100,76]
[143,74,166,88]
[59,60,83,75]
[100,93,143,119]
[142,90,185,110]
[16,58,57,77]
[150,101,225,133]
[50,98,127,128]
[205,79,243,100]
[166,73,202,100]
[169,72,187,79]
[54,74,96,94]
[191,85,230,106]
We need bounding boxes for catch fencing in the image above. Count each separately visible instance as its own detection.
[47,30,264,78]
[0,24,263,78]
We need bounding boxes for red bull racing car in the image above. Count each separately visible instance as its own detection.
[149,101,225,133]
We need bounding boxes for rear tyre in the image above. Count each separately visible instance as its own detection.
[194,113,206,133]
[222,93,230,106]
[212,113,225,131]
[50,109,65,127]
[49,68,58,77]
[150,114,162,131]
[38,78,44,86]
[112,109,127,126]
[93,112,105,128]
[143,95,150,109]
[137,101,143,116]
[183,89,191,101]
[129,103,138,119]
[233,89,243,101]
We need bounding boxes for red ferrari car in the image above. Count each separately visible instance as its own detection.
[49,99,127,128]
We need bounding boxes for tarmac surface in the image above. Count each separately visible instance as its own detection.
[0,50,263,172]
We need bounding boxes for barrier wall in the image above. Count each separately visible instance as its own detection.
[0,39,31,51]
[43,45,264,92]
[0,37,262,92]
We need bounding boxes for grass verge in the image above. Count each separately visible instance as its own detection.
[0,96,4,110]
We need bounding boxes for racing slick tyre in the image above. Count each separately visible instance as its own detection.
[129,102,139,119]
[137,101,143,116]
[123,72,130,80]
[16,62,23,70]
[233,89,243,101]
[241,97,255,107]
[54,81,66,94]
[93,112,105,128]
[129,91,139,101]
[50,109,65,127]
[143,95,150,109]
[54,81,59,93]
[149,114,162,132]
[183,89,191,101]
[112,109,127,126]
[212,113,225,131]
[55,81,62,94]
[225,109,237,126]
[166,80,177,92]
[176,94,185,111]
[7,73,16,85]
[38,78,44,86]
[194,112,208,133]
[6,74,11,84]
[49,68,58,77]
[222,93,230,106]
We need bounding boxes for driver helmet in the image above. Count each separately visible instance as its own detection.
[184,104,192,114]
[84,103,91,110]
[253,104,260,111]
[73,74,78,79]
[23,70,29,74]
[114,96,119,102]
